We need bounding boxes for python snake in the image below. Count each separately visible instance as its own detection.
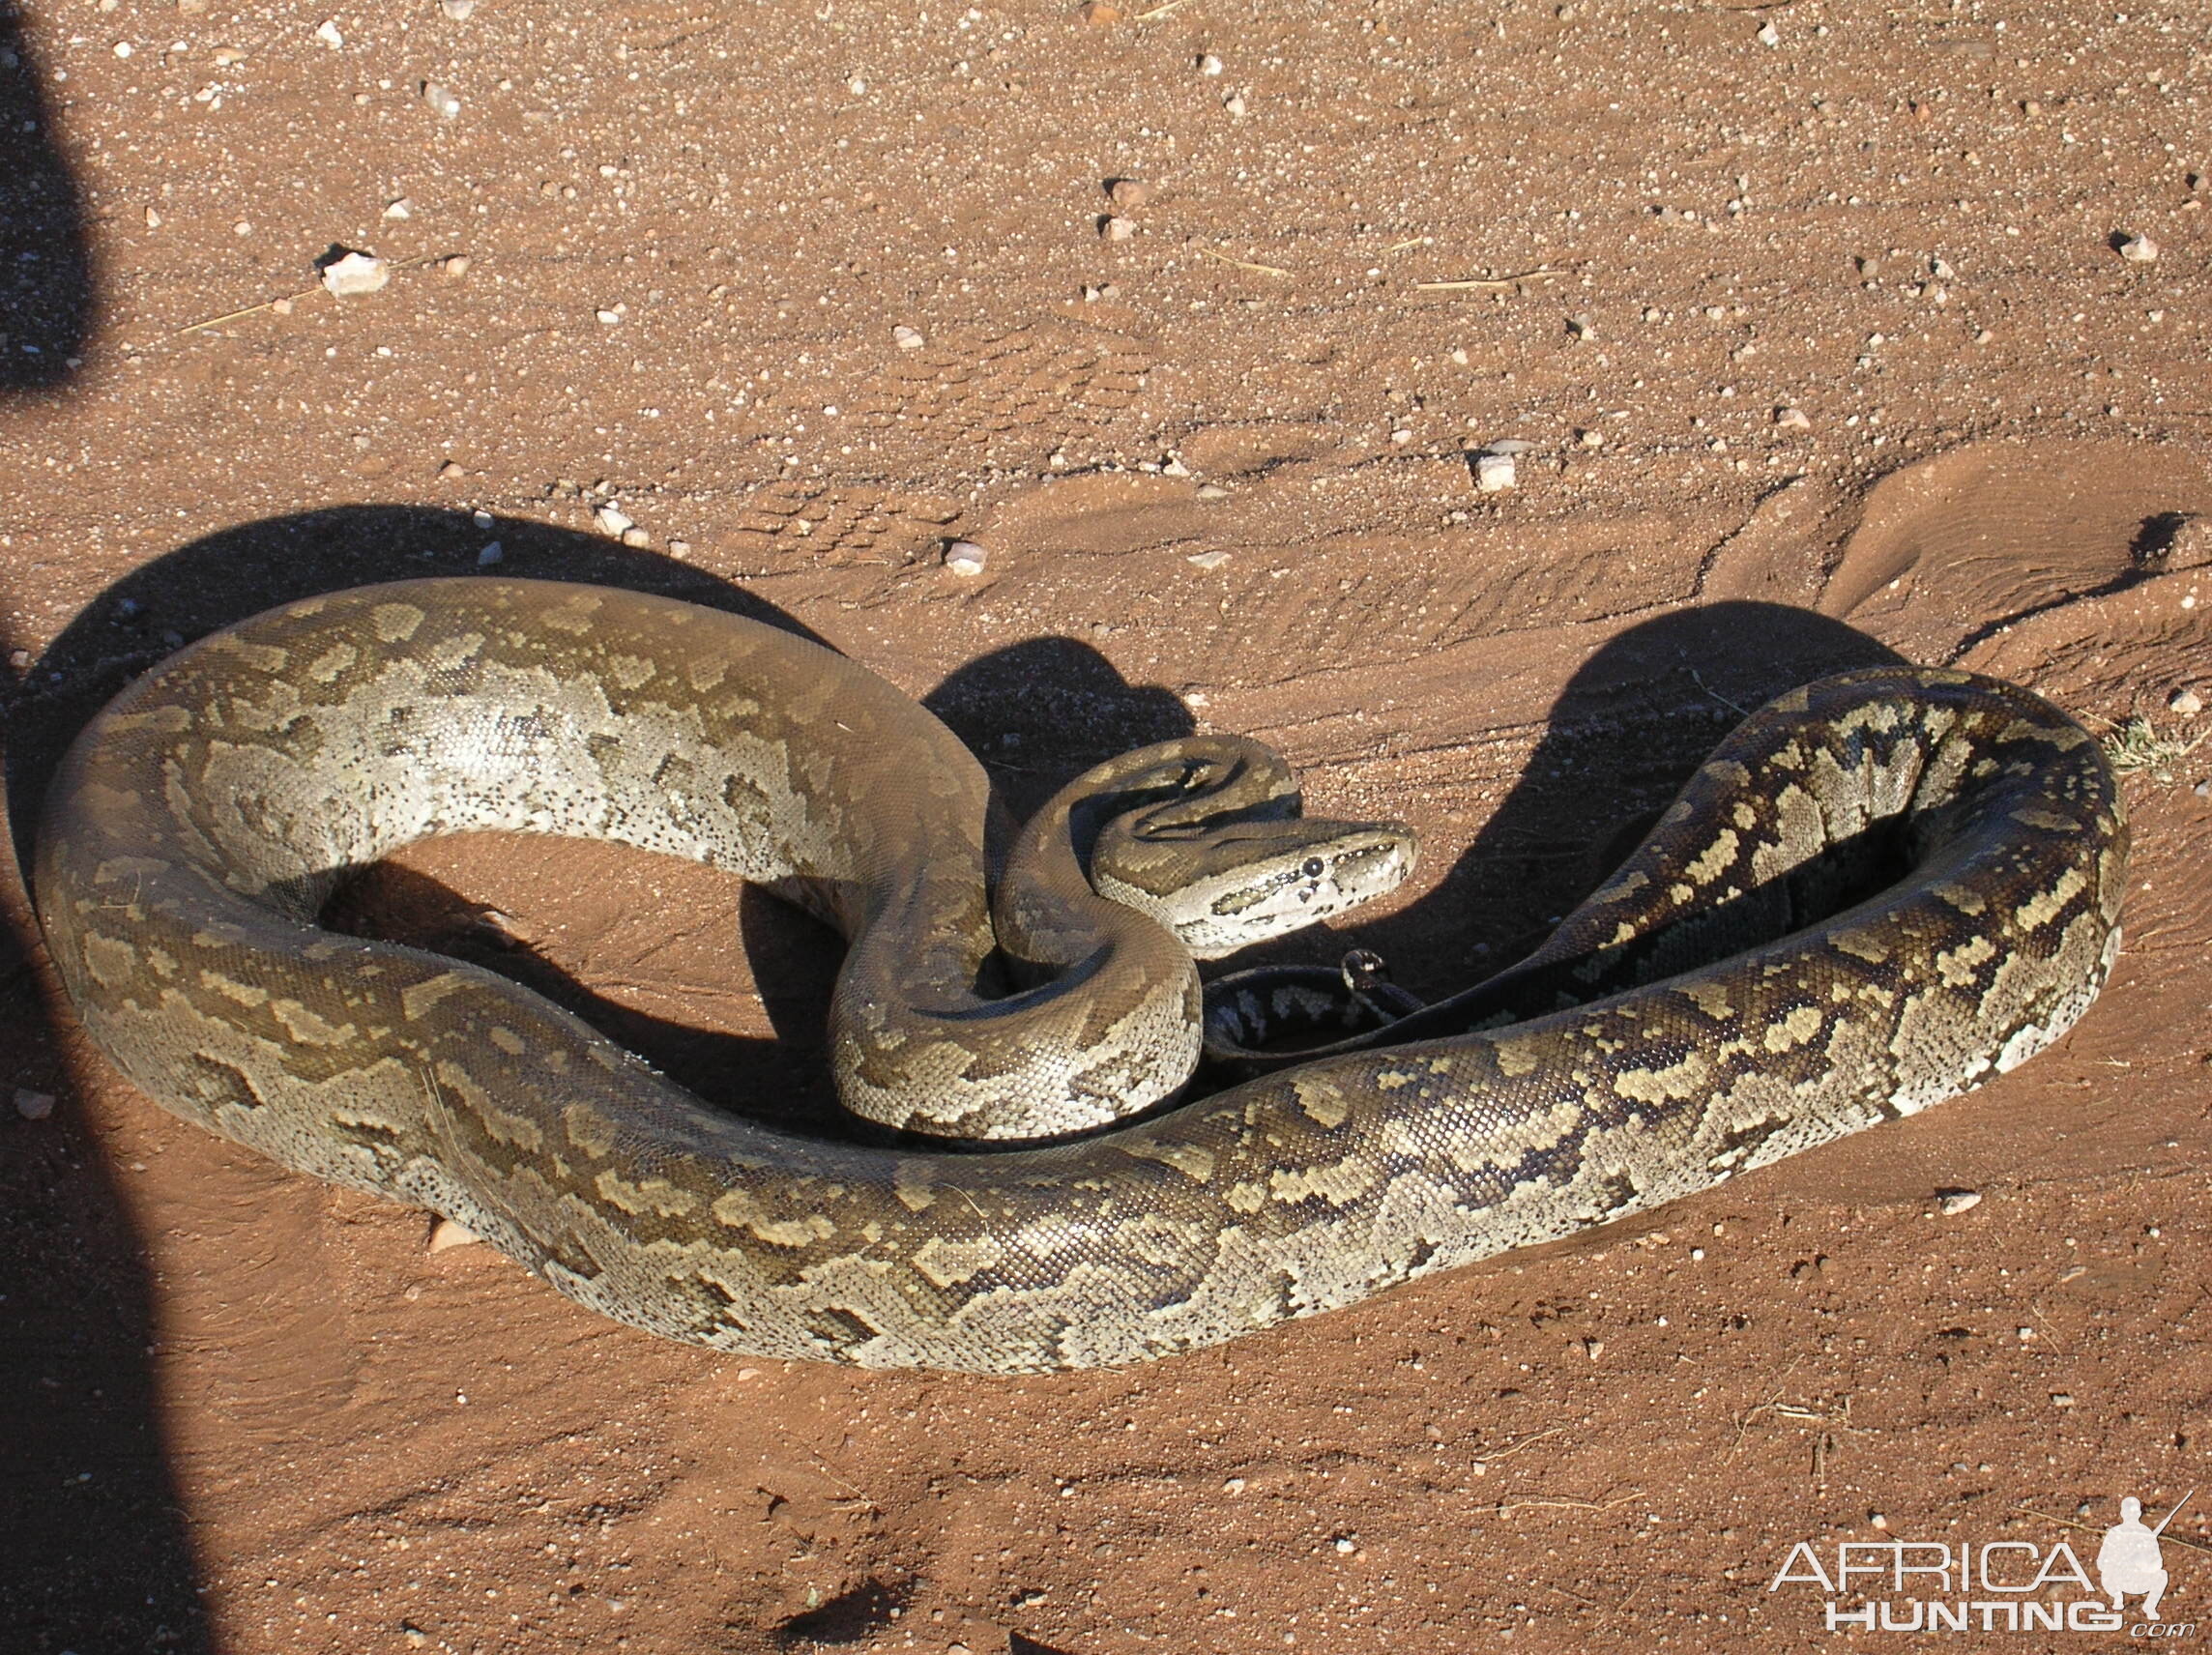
[32,579,2126,1372]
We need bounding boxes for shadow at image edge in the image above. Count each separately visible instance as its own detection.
[0,0,92,392]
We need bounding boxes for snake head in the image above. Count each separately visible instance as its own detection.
[1099,816,1419,960]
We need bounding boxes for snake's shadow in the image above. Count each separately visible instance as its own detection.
[1161,602,1909,1000]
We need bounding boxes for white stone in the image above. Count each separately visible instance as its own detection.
[14,1089,55,1120]
[2169,687,2203,715]
[1473,452,1517,493]
[1185,550,1232,570]
[422,80,462,119]
[319,250,390,296]
[593,504,634,538]
[945,540,989,576]
[1936,1189,1983,1215]
[892,324,925,349]
[1198,52,1223,74]
[2118,233,2160,262]
[314,17,343,47]
[440,0,476,17]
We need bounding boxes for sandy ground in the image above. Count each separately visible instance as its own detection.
[3,0,2211,1649]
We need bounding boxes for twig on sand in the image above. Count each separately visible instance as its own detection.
[1412,265,1572,292]
[1197,246,1292,277]
[1485,1491,1641,1516]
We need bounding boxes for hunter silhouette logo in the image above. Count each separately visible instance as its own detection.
[2099,1493,2190,1620]
[1768,1490,2197,1636]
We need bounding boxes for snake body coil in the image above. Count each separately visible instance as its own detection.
[33,579,2125,1372]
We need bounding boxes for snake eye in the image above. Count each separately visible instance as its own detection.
[1301,857,1325,880]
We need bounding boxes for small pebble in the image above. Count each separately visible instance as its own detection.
[15,1089,56,1121]
[427,1216,481,1253]
[891,323,926,349]
[2052,1392,2076,1408]
[319,249,390,296]
[1473,453,1517,493]
[2018,1326,2036,1341]
[2117,233,2159,262]
[667,539,692,561]
[314,17,343,47]
[1108,178,1151,209]
[422,80,462,118]
[1757,20,1779,44]
[1196,482,1231,499]
[471,508,494,529]
[7,650,29,670]
[1076,0,1121,22]
[439,460,465,479]
[1161,455,1191,478]
[1101,216,1137,242]
[144,206,161,228]
[1197,52,1223,74]
[593,504,635,538]
[383,197,413,219]
[1566,314,1596,340]
[1486,438,1537,454]
[596,308,624,325]
[1389,428,1413,446]
[476,541,503,566]
[945,539,989,576]
[1870,1513,1889,1530]
[1222,90,1249,117]
[1333,1537,1357,1554]
[1186,550,1232,570]
[1936,1189,1983,1215]
[440,0,475,17]
[1585,1338,1604,1360]
[620,526,652,548]
[846,74,867,95]
[2169,687,2202,715]
[1775,405,1813,430]
[438,254,472,278]
[113,40,133,57]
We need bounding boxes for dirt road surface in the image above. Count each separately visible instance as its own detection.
[2,0,2208,1649]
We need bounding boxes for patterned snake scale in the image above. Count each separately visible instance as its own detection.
[33,579,2126,1373]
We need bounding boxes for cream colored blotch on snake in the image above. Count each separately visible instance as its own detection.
[33,579,2126,1373]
